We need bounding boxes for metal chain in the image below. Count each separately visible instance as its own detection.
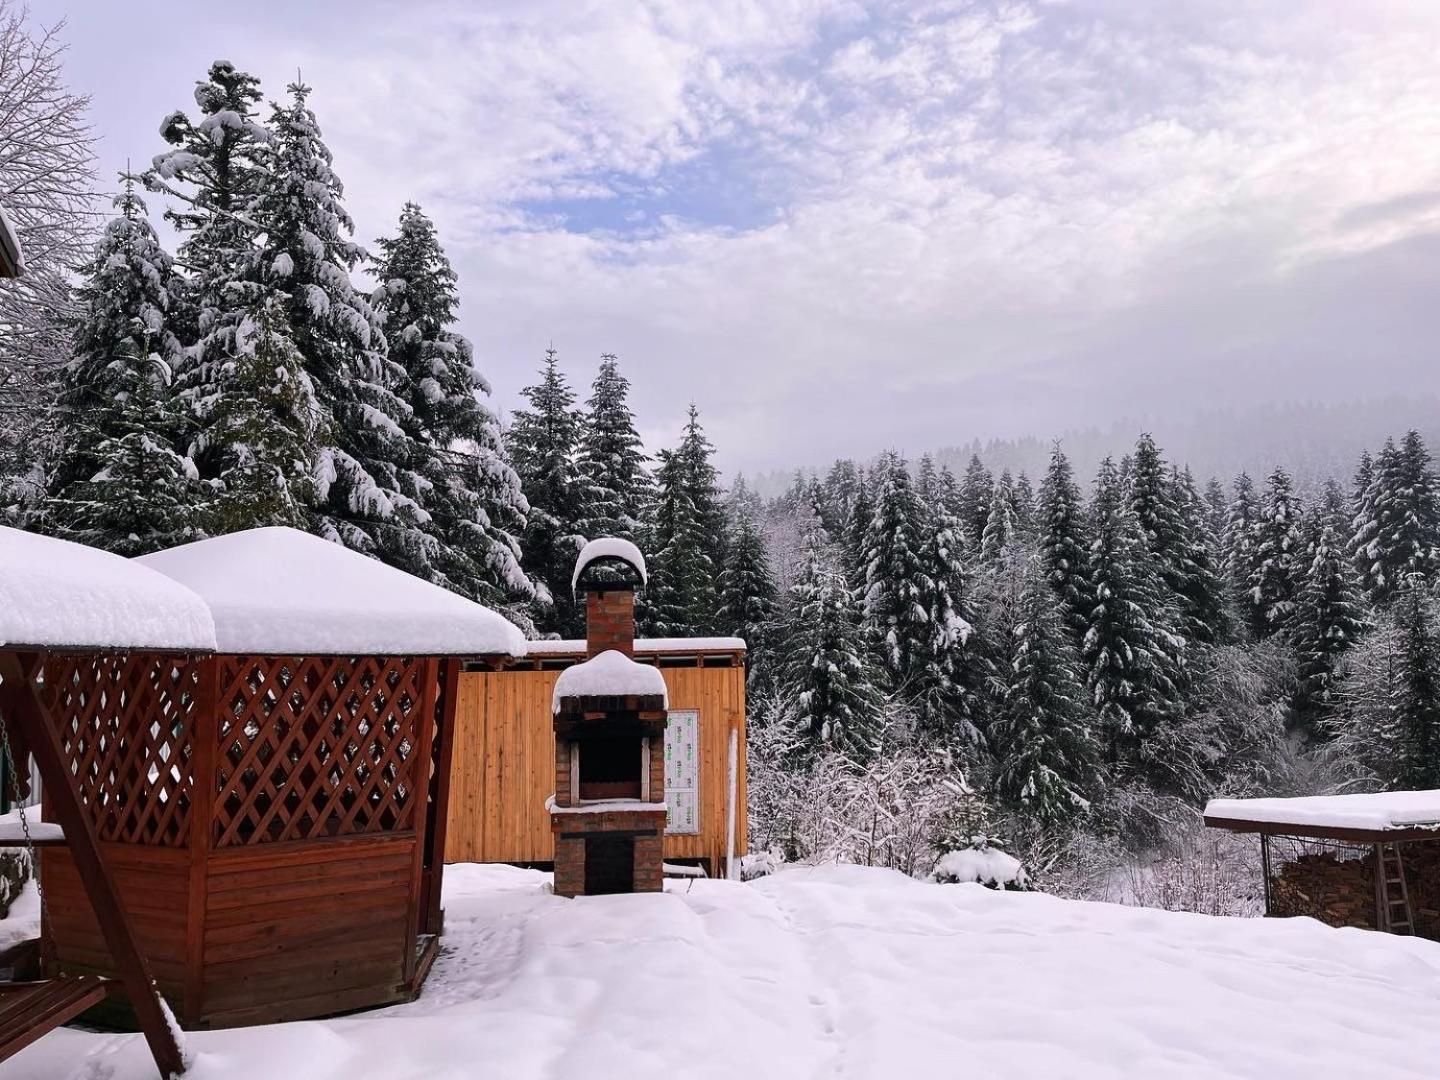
[0,701,51,927]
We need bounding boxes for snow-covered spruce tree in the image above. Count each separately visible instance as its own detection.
[717,505,778,659]
[1351,433,1440,604]
[958,454,993,546]
[1038,443,1093,650]
[911,498,983,745]
[1083,456,1184,769]
[989,560,1102,830]
[1290,520,1367,736]
[643,447,718,636]
[842,471,874,594]
[979,477,1018,566]
[373,202,536,610]
[1391,582,1440,788]
[248,83,430,574]
[1203,477,1228,548]
[1126,435,1226,644]
[1170,466,1230,644]
[818,458,861,540]
[48,350,204,555]
[1247,467,1305,639]
[781,527,885,759]
[46,178,188,520]
[192,295,320,534]
[861,452,932,685]
[147,60,271,347]
[1224,472,1261,636]
[507,348,584,635]
[1012,472,1036,534]
[575,354,649,542]
[675,403,727,587]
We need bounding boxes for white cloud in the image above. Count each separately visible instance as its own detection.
[63,0,1440,471]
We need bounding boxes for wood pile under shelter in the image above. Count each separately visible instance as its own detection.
[1205,790,1440,939]
[35,526,526,1029]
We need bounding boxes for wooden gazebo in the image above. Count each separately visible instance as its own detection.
[1,525,211,1075]
[36,526,526,1029]
[1206,791,1440,939]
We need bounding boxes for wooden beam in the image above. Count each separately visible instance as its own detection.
[0,652,187,1078]
[1203,815,1440,844]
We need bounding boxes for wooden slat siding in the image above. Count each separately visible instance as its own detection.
[198,835,415,1025]
[40,845,191,1002]
[444,662,747,871]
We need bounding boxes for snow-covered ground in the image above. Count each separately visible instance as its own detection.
[4,863,1440,1079]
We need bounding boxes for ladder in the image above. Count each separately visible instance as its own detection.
[1376,842,1415,935]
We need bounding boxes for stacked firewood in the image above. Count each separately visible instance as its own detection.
[1270,851,1376,930]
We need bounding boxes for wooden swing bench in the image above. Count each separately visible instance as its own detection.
[0,822,116,1064]
[0,525,211,1078]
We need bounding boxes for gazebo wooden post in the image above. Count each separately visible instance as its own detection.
[183,656,219,1025]
[0,651,187,1078]
[420,656,462,936]
[403,657,440,985]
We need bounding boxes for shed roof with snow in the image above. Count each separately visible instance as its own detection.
[136,526,526,657]
[0,203,23,278]
[0,526,216,652]
[1205,790,1440,842]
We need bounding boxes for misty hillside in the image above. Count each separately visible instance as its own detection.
[751,395,1440,497]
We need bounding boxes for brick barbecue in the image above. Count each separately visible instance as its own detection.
[550,542,668,897]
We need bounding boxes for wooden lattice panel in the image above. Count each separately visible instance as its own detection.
[32,653,201,846]
[214,656,429,846]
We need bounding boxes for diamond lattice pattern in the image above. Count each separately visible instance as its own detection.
[214,656,426,846]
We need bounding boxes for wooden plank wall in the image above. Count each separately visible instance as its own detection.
[444,664,747,872]
[41,844,191,1007]
[198,835,416,1027]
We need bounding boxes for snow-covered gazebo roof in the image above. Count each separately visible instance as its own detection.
[0,202,23,278]
[0,526,216,651]
[1205,790,1440,841]
[137,526,526,657]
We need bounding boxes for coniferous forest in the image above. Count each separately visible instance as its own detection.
[3,56,1440,908]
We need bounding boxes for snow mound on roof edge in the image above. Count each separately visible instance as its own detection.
[0,526,215,651]
[137,526,525,657]
[552,649,668,712]
[572,537,647,592]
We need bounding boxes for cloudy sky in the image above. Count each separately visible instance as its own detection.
[52,0,1440,473]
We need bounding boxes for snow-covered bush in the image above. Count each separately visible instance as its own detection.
[738,850,783,881]
[931,836,1028,890]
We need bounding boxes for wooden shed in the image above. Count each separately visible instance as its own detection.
[446,638,748,876]
[38,527,526,1029]
[1206,790,1440,939]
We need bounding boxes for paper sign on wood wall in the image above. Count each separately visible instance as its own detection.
[665,708,700,834]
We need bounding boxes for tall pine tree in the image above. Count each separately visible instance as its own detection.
[990,561,1102,829]
[575,354,649,542]
[1290,519,1367,735]
[507,348,584,634]
[1083,457,1183,767]
[1248,467,1304,638]
[1037,444,1093,650]
[373,202,536,609]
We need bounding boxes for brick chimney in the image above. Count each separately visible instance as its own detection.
[551,538,667,897]
[586,588,635,658]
